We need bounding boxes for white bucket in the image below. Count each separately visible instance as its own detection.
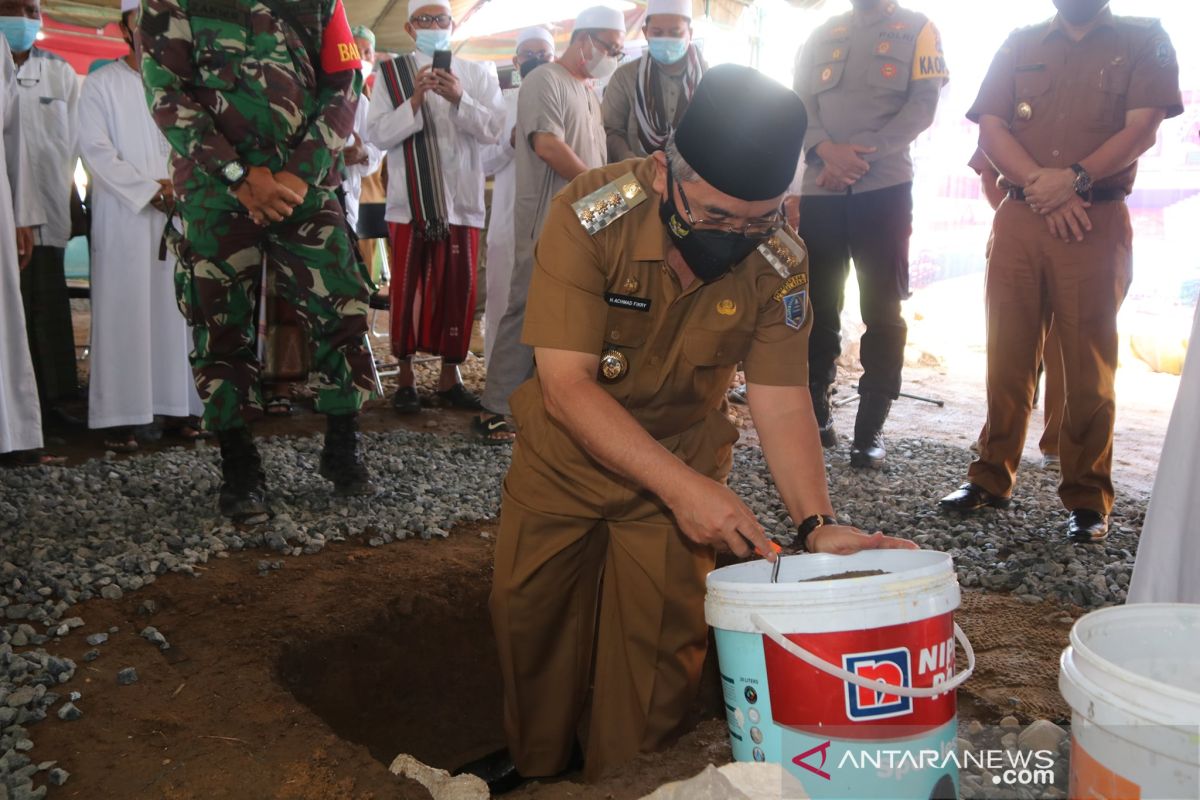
[705,550,972,800]
[1058,604,1200,799]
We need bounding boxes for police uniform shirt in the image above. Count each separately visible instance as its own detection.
[515,157,811,445]
[969,7,1183,194]
[794,1,948,196]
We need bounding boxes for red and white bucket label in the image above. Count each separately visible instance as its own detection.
[762,613,957,735]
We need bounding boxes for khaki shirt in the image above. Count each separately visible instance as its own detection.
[794,2,948,196]
[601,57,689,162]
[514,157,812,457]
[968,8,1183,194]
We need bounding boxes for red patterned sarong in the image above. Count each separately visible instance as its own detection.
[387,222,479,363]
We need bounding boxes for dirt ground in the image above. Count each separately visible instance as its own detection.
[27,517,1079,800]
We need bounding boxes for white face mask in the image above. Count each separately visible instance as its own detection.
[584,37,619,81]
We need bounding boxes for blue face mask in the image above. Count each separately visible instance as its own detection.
[414,28,451,56]
[0,17,41,54]
[647,37,689,66]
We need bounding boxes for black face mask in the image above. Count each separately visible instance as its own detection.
[518,57,549,80]
[849,0,883,10]
[659,168,761,285]
[1053,0,1108,25]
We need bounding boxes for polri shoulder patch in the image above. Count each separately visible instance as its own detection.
[757,233,806,280]
[572,173,647,236]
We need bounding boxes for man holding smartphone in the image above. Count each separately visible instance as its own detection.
[365,0,505,415]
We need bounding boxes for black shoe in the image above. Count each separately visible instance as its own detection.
[455,745,584,796]
[320,414,376,497]
[1067,509,1108,543]
[216,428,272,525]
[392,386,421,414]
[939,482,1011,512]
[850,392,891,469]
[810,383,837,449]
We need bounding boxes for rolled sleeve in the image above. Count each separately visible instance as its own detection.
[521,195,608,355]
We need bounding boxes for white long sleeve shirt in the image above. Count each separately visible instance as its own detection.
[15,47,78,248]
[341,93,384,231]
[364,52,505,229]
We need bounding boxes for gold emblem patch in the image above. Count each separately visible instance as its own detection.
[599,350,629,382]
[772,273,809,302]
[572,173,648,236]
[717,299,737,316]
[1016,101,1033,121]
[621,276,640,294]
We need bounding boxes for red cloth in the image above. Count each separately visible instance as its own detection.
[388,223,479,364]
[321,0,362,74]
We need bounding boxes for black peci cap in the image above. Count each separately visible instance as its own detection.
[674,64,808,201]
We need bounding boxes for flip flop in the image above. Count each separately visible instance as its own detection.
[104,429,139,453]
[471,414,515,445]
[265,396,293,417]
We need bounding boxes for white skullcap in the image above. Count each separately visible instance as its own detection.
[574,5,626,33]
[516,26,555,50]
[407,0,452,19]
[646,0,692,19]
[121,0,140,13]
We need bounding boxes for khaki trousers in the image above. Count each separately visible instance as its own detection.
[969,199,1132,514]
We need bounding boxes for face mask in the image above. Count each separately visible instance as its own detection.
[659,169,760,284]
[0,17,41,54]
[519,56,549,80]
[583,38,619,81]
[414,28,451,56]
[647,37,688,66]
[1052,0,1108,25]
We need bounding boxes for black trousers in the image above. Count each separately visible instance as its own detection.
[19,245,78,406]
[798,182,913,398]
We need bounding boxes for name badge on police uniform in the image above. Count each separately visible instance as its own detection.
[573,173,647,236]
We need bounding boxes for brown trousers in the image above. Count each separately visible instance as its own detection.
[969,200,1132,514]
[491,396,730,781]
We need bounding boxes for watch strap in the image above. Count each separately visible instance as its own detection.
[797,514,837,553]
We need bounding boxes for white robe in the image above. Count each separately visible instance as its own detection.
[15,47,78,249]
[1128,300,1200,604]
[77,60,201,429]
[479,87,518,366]
[340,93,384,231]
[0,37,45,454]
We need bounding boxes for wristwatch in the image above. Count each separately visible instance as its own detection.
[1069,163,1093,196]
[218,159,248,189]
[797,514,837,553]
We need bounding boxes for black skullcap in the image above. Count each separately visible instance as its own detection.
[674,64,808,201]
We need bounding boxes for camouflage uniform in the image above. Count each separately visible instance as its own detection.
[141,0,375,432]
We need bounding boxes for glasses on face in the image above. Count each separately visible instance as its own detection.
[587,33,623,58]
[670,164,782,239]
[516,48,552,62]
[410,13,452,28]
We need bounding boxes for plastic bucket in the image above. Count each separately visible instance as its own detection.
[705,550,972,799]
[1058,604,1200,799]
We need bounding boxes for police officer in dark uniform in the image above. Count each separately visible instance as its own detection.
[940,0,1182,542]
[792,0,949,468]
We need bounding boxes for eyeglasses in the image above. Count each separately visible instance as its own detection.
[670,164,782,239]
[516,49,553,62]
[410,13,452,28]
[587,33,624,59]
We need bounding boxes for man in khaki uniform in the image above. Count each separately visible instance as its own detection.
[463,65,916,794]
[940,0,1182,542]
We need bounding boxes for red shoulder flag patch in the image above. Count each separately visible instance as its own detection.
[321,0,362,73]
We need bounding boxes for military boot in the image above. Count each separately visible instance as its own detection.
[810,383,837,449]
[320,413,376,497]
[216,428,272,525]
[850,392,892,470]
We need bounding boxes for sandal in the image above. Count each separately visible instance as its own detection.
[435,383,483,411]
[3,450,68,467]
[164,416,206,440]
[471,414,515,445]
[266,396,293,417]
[392,386,421,414]
[103,428,139,453]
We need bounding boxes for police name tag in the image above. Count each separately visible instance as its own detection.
[757,233,806,280]
[573,174,647,236]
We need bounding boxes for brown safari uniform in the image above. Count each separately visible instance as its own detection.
[490,157,811,780]
[966,9,1182,514]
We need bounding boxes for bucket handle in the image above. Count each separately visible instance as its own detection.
[750,613,975,699]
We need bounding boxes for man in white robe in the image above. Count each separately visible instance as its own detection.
[77,1,201,444]
[479,26,555,367]
[1128,301,1200,604]
[0,33,46,458]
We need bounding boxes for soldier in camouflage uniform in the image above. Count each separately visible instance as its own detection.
[140,0,377,523]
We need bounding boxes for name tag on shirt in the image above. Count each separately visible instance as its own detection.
[606,293,651,312]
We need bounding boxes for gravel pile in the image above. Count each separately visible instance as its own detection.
[957,717,1071,799]
[0,430,1143,796]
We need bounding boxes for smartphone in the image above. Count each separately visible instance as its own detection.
[432,49,452,72]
